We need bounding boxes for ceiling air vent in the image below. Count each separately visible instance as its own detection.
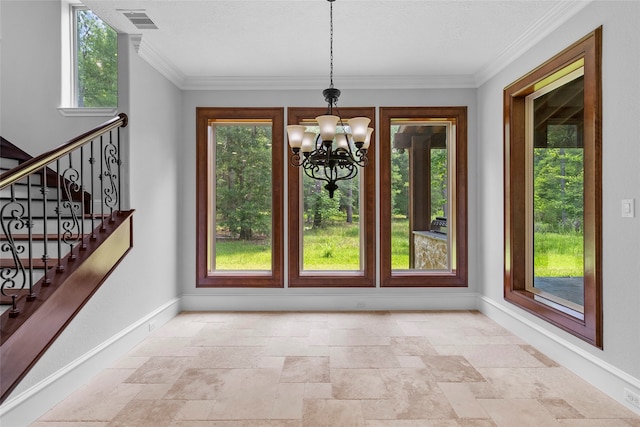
[123,12,158,30]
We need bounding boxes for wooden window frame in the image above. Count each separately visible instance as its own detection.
[504,28,602,347]
[287,107,376,287]
[196,107,284,287]
[379,106,468,287]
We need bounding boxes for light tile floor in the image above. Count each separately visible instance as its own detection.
[32,311,640,427]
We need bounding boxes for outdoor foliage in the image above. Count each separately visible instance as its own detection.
[215,125,272,241]
[76,9,118,107]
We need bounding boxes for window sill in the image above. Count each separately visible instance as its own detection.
[58,107,118,117]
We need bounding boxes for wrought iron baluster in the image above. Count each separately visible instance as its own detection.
[61,152,81,261]
[100,135,105,231]
[26,175,35,301]
[90,139,96,239]
[80,145,86,250]
[104,129,119,222]
[56,159,63,273]
[41,165,51,286]
[1,184,27,317]
[117,127,122,213]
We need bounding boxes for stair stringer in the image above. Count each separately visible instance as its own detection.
[0,210,134,403]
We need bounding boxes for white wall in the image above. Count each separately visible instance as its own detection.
[178,88,479,310]
[0,1,182,423]
[476,0,640,407]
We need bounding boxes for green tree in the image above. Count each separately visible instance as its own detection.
[391,148,409,217]
[76,10,117,107]
[303,176,342,228]
[216,126,272,240]
[430,148,448,219]
[533,125,584,232]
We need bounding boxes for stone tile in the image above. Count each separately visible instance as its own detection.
[257,356,286,369]
[189,346,265,368]
[124,356,192,384]
[163,368,227,400]
[135,383,173,400]
[331,369,389,399]
[438,382,490,419]
[389,336,438,356]
[459,344,547,368]
[108,399,184,427]
[191,327,270,347]
[478,367,558,399]
[280,356,329,382]
[328,329,392,346]
[302,399,365,427]
[396,356,426,368]
[38,370,142,421]
[556,420,640,427]
[360,399,397,420]
[30,423,109,427]
[330,346,400,368]
[207,369,281,419]
[270,383,304,419]
[422,355,485,382]
[264,337,315,356]
[170,421,300,427]
[457,420,499,427]
[303,383,332,399]
[535,368,640,418]
[519,344,560,367]
[379,368,456,419]
[175,401,215,421]
[478,398,561,427]
[539,398,584,419]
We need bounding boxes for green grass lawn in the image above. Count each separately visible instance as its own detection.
[215,222,584,276]
[534,231,583,277]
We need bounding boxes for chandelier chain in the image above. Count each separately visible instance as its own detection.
[329,0,334,89]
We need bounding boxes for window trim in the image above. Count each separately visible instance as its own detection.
[196,107,284,287]
[61,3,118,110]
[287,107,376,287]
[379,106,468,287]
[503,27,602,347]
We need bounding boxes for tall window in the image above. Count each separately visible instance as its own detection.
[380,107,468,287]
[287,108,376,287]
[504,28,602,347]
[196,108,284,287]
[72,7,118,108]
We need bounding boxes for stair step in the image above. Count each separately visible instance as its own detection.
[0,258,58,269]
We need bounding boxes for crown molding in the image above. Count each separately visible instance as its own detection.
[134,36,185,89]
[473,0,592,86]
[180,74,477,91]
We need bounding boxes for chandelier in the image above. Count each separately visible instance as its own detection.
[286,0,373,199]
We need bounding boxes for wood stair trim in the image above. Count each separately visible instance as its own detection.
[0,210,134,403]
[0,258,57,269]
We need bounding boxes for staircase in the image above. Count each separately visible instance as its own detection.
[0,114,133,403]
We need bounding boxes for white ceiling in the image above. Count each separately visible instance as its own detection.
[82,0,591,90]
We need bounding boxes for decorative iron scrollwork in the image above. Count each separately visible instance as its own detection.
[1,187,28,313]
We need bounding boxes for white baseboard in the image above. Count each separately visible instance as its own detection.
[478,295,640,416]
[0,297,182,427]
[181,289,479,312]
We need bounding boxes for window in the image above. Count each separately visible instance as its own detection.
[504,28,602,347]
[62,3,118,111]
[287,108,376,287]
[380,107,468,287]
[196,108,284,287]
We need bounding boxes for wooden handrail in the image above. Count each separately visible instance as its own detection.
[0,113,128,190]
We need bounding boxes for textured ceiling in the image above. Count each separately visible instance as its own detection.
[82,0,591,89]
